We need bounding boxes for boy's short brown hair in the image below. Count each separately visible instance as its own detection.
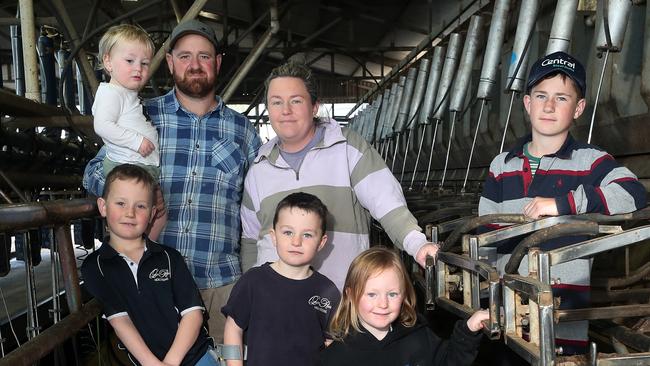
[102,164,156,203]
[273,192,328,234]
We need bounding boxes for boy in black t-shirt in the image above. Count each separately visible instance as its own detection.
[81,164,216,366]
[222,192,340,366]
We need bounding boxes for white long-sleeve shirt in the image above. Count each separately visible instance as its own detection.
[93,82,159,167]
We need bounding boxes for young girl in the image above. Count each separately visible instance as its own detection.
[94,24,166,239]
[319,247,489,366]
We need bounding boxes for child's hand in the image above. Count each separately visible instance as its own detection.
[523,197,558,219]
[466,309,489,332]
[138,138,155,157]
[153,187,166,219]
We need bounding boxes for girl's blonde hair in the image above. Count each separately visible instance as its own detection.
[328,247,417,341]
[98,24,154,70]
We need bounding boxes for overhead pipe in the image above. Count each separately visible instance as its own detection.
[10,25,25,97]
[546,0,578,54]
[347,0,491,118]
[409,47,444,190]
[395,68,417,180]
[449,16,484,113]
[380,84,398,161]
[506,0,539,93]
[368,96,382,143]
[222,1,280,102]
[462,0,511,192]
[432,33,463,121]
[376,89,391,145]
[389,77,406,171]
[500,0,540,153]
[476,0,511,100]
[424,34,462,188]
[395,68,418,134]
[440,15,483,189]
[399,63,429,183]
[405,59,430,154]
[18,0,40,101]
[642,0,650,108]
[408,59,431,129]
[419,47,445,124]
[588,0,633,143]
[400,58,430,184]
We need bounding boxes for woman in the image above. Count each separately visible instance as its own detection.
[240,62,438,289]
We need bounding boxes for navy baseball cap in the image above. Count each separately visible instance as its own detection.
[526,51,586,97]
[168,19,220,52]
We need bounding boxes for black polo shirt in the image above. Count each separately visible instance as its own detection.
[81,237,209,366]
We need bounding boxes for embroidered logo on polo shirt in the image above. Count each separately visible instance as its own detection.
[149,268,170,281]
[308,295,332,314]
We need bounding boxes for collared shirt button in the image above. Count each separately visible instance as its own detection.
[184,228,189,233]
[195,143,199,149]
[188,199,192,204]
[192,171,197,176]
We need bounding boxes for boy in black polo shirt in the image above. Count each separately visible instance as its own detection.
[81,164,217,366]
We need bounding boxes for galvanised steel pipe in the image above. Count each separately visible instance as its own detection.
[641,0,650,108]
[546,0,578,54]
[376,89,391,140]
[433,33,463,120]
[476,0,511,100]
[395,68,418,133]
[381,83,399,140]
[506,0,539,93]
[449,15,484,112]
[419,46,445,124]
[595,0,632,52]
[407,59,430,129]
[389,76,406,136]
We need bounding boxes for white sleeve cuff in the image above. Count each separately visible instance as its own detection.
[106,312,129,321]
[403,230,428,257]
[180,306,205,317]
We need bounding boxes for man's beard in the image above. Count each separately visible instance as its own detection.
[174,68,215,98]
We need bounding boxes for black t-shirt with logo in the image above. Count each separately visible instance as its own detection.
[81,238,209,366]
[222,262,340,366]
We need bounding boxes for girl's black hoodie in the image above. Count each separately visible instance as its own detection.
[318,315,482,366]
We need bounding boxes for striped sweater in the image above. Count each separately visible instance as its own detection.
[240,119,427,289]
[479,133,646,354]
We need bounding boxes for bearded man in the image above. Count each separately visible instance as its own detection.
[83,20,262,342]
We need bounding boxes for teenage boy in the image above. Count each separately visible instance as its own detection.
[479,51,646,356]
[81,164,217,366]
[222,192,340,366]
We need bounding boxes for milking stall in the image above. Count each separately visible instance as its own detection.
[0,0,649,365]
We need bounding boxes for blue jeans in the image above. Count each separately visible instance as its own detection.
[195,348,219,366]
